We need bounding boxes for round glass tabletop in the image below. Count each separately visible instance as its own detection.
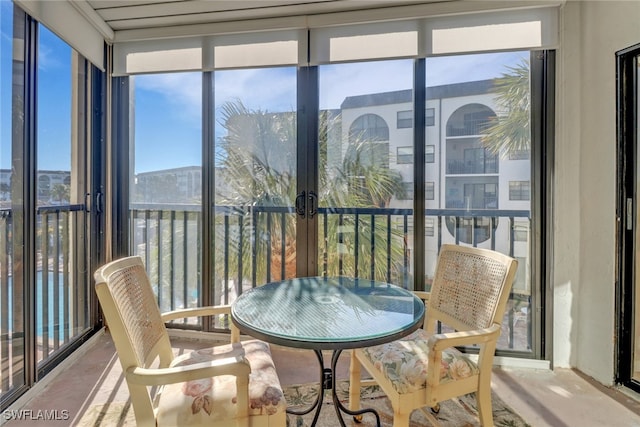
[231,276,425,350]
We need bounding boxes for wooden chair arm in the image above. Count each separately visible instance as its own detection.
[427,323,501,351]
[161,305,241,342]
[413,291,430,302]
[126,355,250,386]
[161,305,232,322]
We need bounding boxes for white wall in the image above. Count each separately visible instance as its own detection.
[554,0,640,385]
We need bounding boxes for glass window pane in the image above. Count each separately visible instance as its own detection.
[426,145,435,163]
[37,25,91,363]
[130,72,202,315]
[397,146,413,164]
[1,0,26,396]
[426,108,435,126]
[214,67,297,298]
[426,51,532,353]
[397,110,412,128]
[319,59,413,286]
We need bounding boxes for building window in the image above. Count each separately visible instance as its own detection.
[349,113,389,143]
[395,216,414,232]
[463,147,498,174]
[509,181,530,200]
[399,182,413,200]
[452,182,497,209]
[397,146,412,164]
[426,108,435,126]
[426,145,435,163]
[425,181,435,200]
[397,110,412,128]
[425,217,434,236]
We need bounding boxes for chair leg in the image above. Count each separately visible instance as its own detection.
[476,383,494,427]
[392,409,410,427]
[348,350,362,413]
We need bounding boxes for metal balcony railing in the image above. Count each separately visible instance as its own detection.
[0,202,533,396]
[446,118,493,137]
[129,204,532,352]
[446,157,499,174]
[0,204,89,395]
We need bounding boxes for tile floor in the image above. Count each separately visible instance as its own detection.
[3,330,640,427]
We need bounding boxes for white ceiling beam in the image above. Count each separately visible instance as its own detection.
[69,0,115,42]
[113,0,563,42]
[107,0,413,31]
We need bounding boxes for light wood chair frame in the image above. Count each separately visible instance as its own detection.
[94,255,286,427]
[349,244,518,427]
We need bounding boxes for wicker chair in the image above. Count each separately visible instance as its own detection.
[94,256,287,427]
[348,244,518,427]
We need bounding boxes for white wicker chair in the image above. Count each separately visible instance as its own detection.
[348,244,518,427]
[94,256,287,427]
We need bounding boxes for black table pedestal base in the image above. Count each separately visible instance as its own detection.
[286,349,381,427]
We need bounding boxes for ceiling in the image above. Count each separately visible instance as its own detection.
[72,0,455,41]
[86,0,450,31]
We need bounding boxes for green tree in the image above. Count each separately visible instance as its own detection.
[481,59,530,157]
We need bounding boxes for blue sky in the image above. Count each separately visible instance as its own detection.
[133,51,526,173]
[1,0,528,173]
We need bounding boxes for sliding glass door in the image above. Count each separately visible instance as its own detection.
[426,52,535,353]
[129,71,202,320]
[617,42,640,391]
[1,3,96,407]
[317,59,414,285]
[128,67,298,321]
[213,67,298,299]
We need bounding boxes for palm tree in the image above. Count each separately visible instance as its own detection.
[481,59,530,157]
[50,183,69,204]
[215,100,407,290]
[215,100,297,291]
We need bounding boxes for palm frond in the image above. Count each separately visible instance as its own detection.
[481,59,531,158]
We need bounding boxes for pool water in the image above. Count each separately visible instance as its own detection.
[5,272,68,340]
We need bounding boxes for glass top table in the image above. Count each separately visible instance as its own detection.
[231,276,425,427]
[231,276,424,349]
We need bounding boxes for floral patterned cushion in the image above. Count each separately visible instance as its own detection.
[361,329,479,394]
[156,339,286,426]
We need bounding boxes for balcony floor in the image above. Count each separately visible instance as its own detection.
[4,330,640,426]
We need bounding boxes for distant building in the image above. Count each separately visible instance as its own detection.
[338,80,530,289]
[134,166,202,204]
[0,170,71,204]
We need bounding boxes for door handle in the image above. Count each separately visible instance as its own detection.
[295,191,306,218]
[308,191,317,219]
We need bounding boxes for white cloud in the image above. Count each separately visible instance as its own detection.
[214,67,297,112]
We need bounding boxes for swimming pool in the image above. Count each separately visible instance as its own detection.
[5,271,69,341]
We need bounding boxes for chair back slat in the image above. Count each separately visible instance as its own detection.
[95,256,173,369]
[428,244,517,331]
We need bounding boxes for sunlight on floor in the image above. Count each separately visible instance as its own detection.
[548,385,572,398]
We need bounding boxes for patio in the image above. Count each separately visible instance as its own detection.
[2,0,640,422]
[3,330,640,426]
